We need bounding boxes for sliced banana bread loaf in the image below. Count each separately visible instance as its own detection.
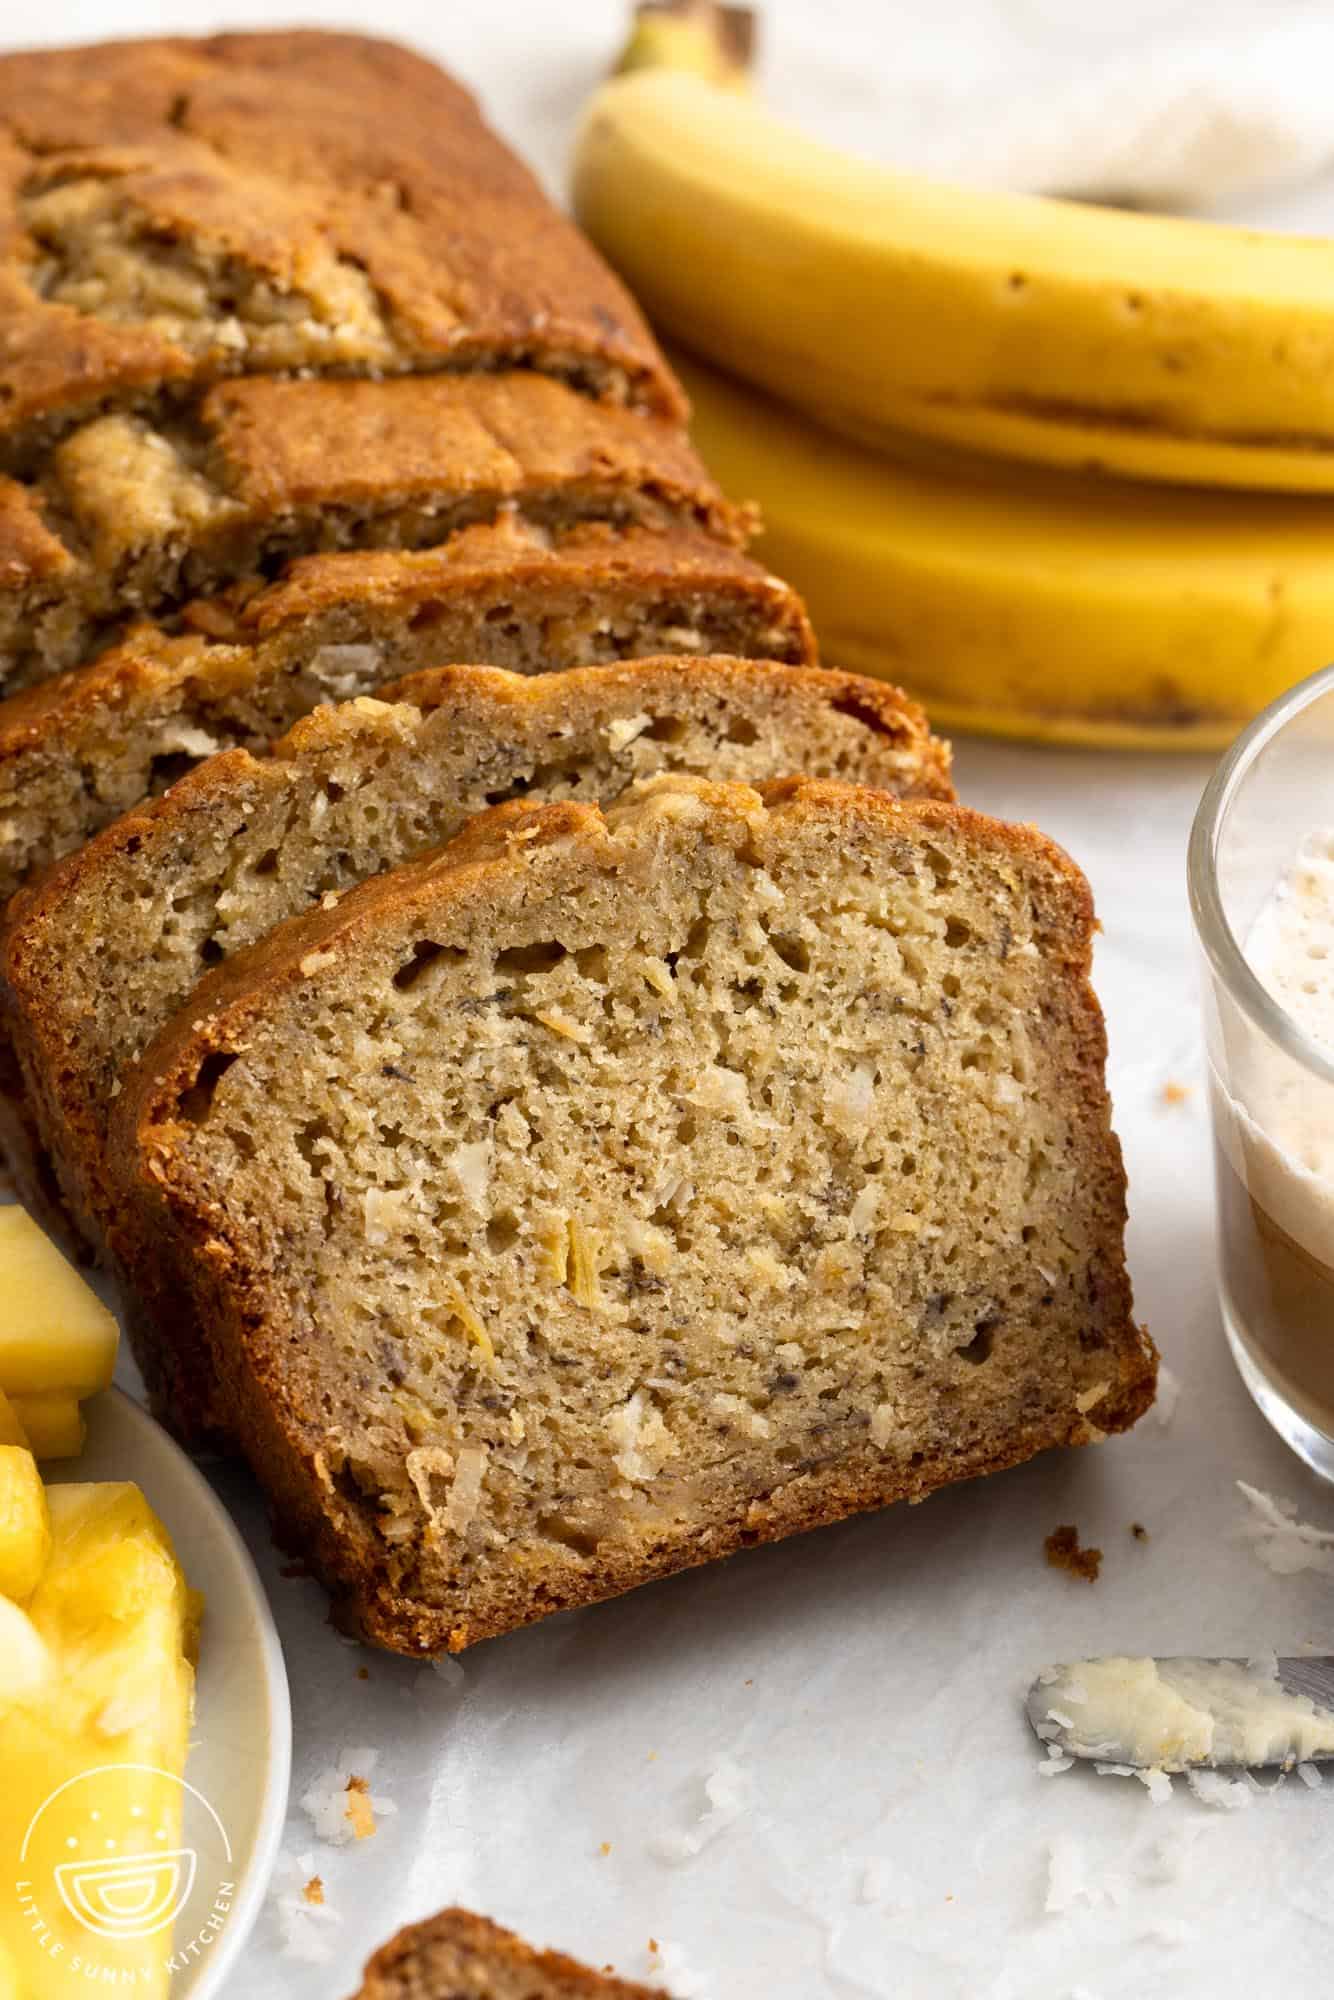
[2,373,737,689]
[3,660,948,1405]
[0,29,679,470]
[0,520,813,901]
[116,776,1154,1651]
[351,1908,667,2000]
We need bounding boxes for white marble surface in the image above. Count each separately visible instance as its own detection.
[16,4,1334,1995]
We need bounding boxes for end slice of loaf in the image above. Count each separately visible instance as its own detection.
[0,29,680,467]
[115,776,1154,1651]
[0,520,814,901]
[2,657,949,1423]
[351,1908,667,2000]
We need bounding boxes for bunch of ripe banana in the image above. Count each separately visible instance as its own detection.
[573,4,1334,747]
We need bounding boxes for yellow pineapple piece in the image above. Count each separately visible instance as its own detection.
[0,1206,118,1397]
[0,1444,50,1600]
[13,1389,87,1460]
[0,1481,195,2000]
[0,1385,29,1448]
[0,1595,51,1696]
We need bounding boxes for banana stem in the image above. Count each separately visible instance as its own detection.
[613,1,757,90]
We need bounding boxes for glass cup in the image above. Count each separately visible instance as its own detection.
[1190,662,1334,1480]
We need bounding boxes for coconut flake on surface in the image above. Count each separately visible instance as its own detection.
[1297,1761,1324,1788]
[1136,1767,1174,1804]
[1236,1481,1334,1574]
[299,1746,397,1847]
[270,1849,343,1963]
[651,1758,752,1864]
[1185,1768,1253,1811]
[1044,1834,1128,1915]
[646,1938,712,1997]
[1152,1363,1181,1427]
[1037,1744,1073,1777]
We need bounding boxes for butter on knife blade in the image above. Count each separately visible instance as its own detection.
[1027,1655,1334,1772]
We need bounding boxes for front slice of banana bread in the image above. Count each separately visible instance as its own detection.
[351,1908,668,2000]
[115,776,1154,1651]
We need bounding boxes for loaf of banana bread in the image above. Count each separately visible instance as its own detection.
[351,1908,667,2000]
[0,519,814,901]
[115,777,1153,1650]
[2,660,949,1426]
[0,29,679,471]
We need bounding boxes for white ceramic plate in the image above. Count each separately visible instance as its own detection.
[50,1387,291,1998]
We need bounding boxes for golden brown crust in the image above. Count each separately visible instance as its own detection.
[113,781,1154,1646]
[0,30,681,460]
[195,375,731,530]
[352,1906,669,2000]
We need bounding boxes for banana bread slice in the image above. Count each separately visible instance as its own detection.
[351,1909,667,2000]
[115,776,1154,1651]
[3,661,949,1389]
[1,373,738,689]
[0,520,813,902]
[0,29,679,469]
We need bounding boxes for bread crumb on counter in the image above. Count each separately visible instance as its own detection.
[1045,1523,1102,1582]
[303,1876,324,1906]
[1131,1521,1149,1541]
[1160,1080,1192,1107]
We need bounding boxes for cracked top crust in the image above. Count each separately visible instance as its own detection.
[0,29,682,461]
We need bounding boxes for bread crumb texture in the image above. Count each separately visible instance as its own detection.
[125,777,1152,1650]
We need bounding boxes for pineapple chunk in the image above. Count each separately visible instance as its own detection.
[0,1444,50,1600]
[0,1481,195,2000]
[0,1385,29,1448]
[0,1205,118,1396]
[0,1595,51,1696]
[13,1389,87,1459]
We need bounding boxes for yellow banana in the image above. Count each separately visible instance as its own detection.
[574,69,1334,495]
[675,351,1334,750]
[613,2,754,91]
